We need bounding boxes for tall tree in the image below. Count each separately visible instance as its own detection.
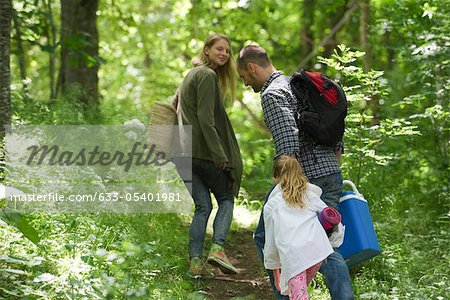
[297,1,358,69]
[12,8,29,97]
[0,0,12,133]
[359,0,379,124]
[57,0,99,107]
[359,0,371,71]
[45,0,57,101]
[323,1,349,61]
[300,0,314,69]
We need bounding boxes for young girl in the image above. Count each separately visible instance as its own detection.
[263,155,334,299]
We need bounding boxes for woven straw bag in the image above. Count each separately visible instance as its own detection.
[147,102,177,159]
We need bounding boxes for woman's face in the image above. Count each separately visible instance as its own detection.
[205,38,231,68]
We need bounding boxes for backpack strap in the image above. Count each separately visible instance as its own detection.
[290,70,309,110]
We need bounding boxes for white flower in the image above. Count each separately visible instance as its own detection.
[34,273,56,283]
[107,253,119,261]
[412,42,439,57]
[123,119,145,131]
[96,248,108,257]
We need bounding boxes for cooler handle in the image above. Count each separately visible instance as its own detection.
[342,180,362,197]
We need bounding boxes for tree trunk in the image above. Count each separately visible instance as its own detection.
[57,0,99,107]
[383,31,395,71]
[323,1,348,63]
[300,0,314,69]
[0,0,12,134]
[359,0,371,71]
[297,1,358,70]
[46,0,57,101]
[359,0,379,124]
[12,8,29,97]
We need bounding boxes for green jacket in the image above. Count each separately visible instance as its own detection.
[178,65,242,197]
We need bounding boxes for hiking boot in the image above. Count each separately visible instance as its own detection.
[186,257,214,279]
[207,243,238,274]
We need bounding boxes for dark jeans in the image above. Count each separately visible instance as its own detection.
[174,158,234,259]
[254,172,354,299]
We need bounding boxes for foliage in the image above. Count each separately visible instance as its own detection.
[4,0,450,299]
[0,207,41,246]
[0,213,194,299]
[351,210,450,299]
[319,45,421,186]
[376,0,449,178]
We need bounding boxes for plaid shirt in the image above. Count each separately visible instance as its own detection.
[260,71,341,179]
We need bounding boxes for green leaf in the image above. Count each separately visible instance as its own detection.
[0,208,41,245]
[0,269,29,275]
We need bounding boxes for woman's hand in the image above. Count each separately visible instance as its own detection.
[215,160,229,170]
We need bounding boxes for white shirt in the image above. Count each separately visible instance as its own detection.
[263,183,334,295]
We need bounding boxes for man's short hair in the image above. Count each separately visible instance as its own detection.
[237,45,271,70]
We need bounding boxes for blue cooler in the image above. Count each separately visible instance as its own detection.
[338,180,381,268]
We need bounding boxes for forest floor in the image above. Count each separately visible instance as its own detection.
[193,228,273,300]
[186,204,274,299]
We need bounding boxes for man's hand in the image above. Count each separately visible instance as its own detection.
[334,144,344,162]
[335,150,342,161]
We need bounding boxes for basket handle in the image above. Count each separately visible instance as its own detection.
[342,180,361,196]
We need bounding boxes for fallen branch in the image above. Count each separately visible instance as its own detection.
[213,276,265,286]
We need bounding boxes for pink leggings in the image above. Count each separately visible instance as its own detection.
[287,262,323,300]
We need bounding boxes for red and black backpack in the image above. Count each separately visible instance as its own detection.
[290,70,347,147]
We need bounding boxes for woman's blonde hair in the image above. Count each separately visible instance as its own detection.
[273,155,309,208]
[192,33,237,102]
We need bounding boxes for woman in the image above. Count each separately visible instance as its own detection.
[175,33,243,278]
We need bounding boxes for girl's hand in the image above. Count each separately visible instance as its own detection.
[273,268,281,292]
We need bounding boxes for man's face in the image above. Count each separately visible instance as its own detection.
[238,65,263,93]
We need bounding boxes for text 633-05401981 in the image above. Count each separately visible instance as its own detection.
[98,192,182,202]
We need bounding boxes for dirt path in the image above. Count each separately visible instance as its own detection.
[195,228,273,300]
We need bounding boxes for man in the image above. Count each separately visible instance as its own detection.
[236,45,354,300]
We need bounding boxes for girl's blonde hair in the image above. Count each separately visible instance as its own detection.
[192,33,237,102]
[273,155,309,208]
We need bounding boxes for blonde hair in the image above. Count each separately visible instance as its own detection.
[192,33,237,102]
[273,155,309,208]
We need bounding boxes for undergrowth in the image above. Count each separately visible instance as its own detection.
[0,213,196,299]
[1,198,449,299]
